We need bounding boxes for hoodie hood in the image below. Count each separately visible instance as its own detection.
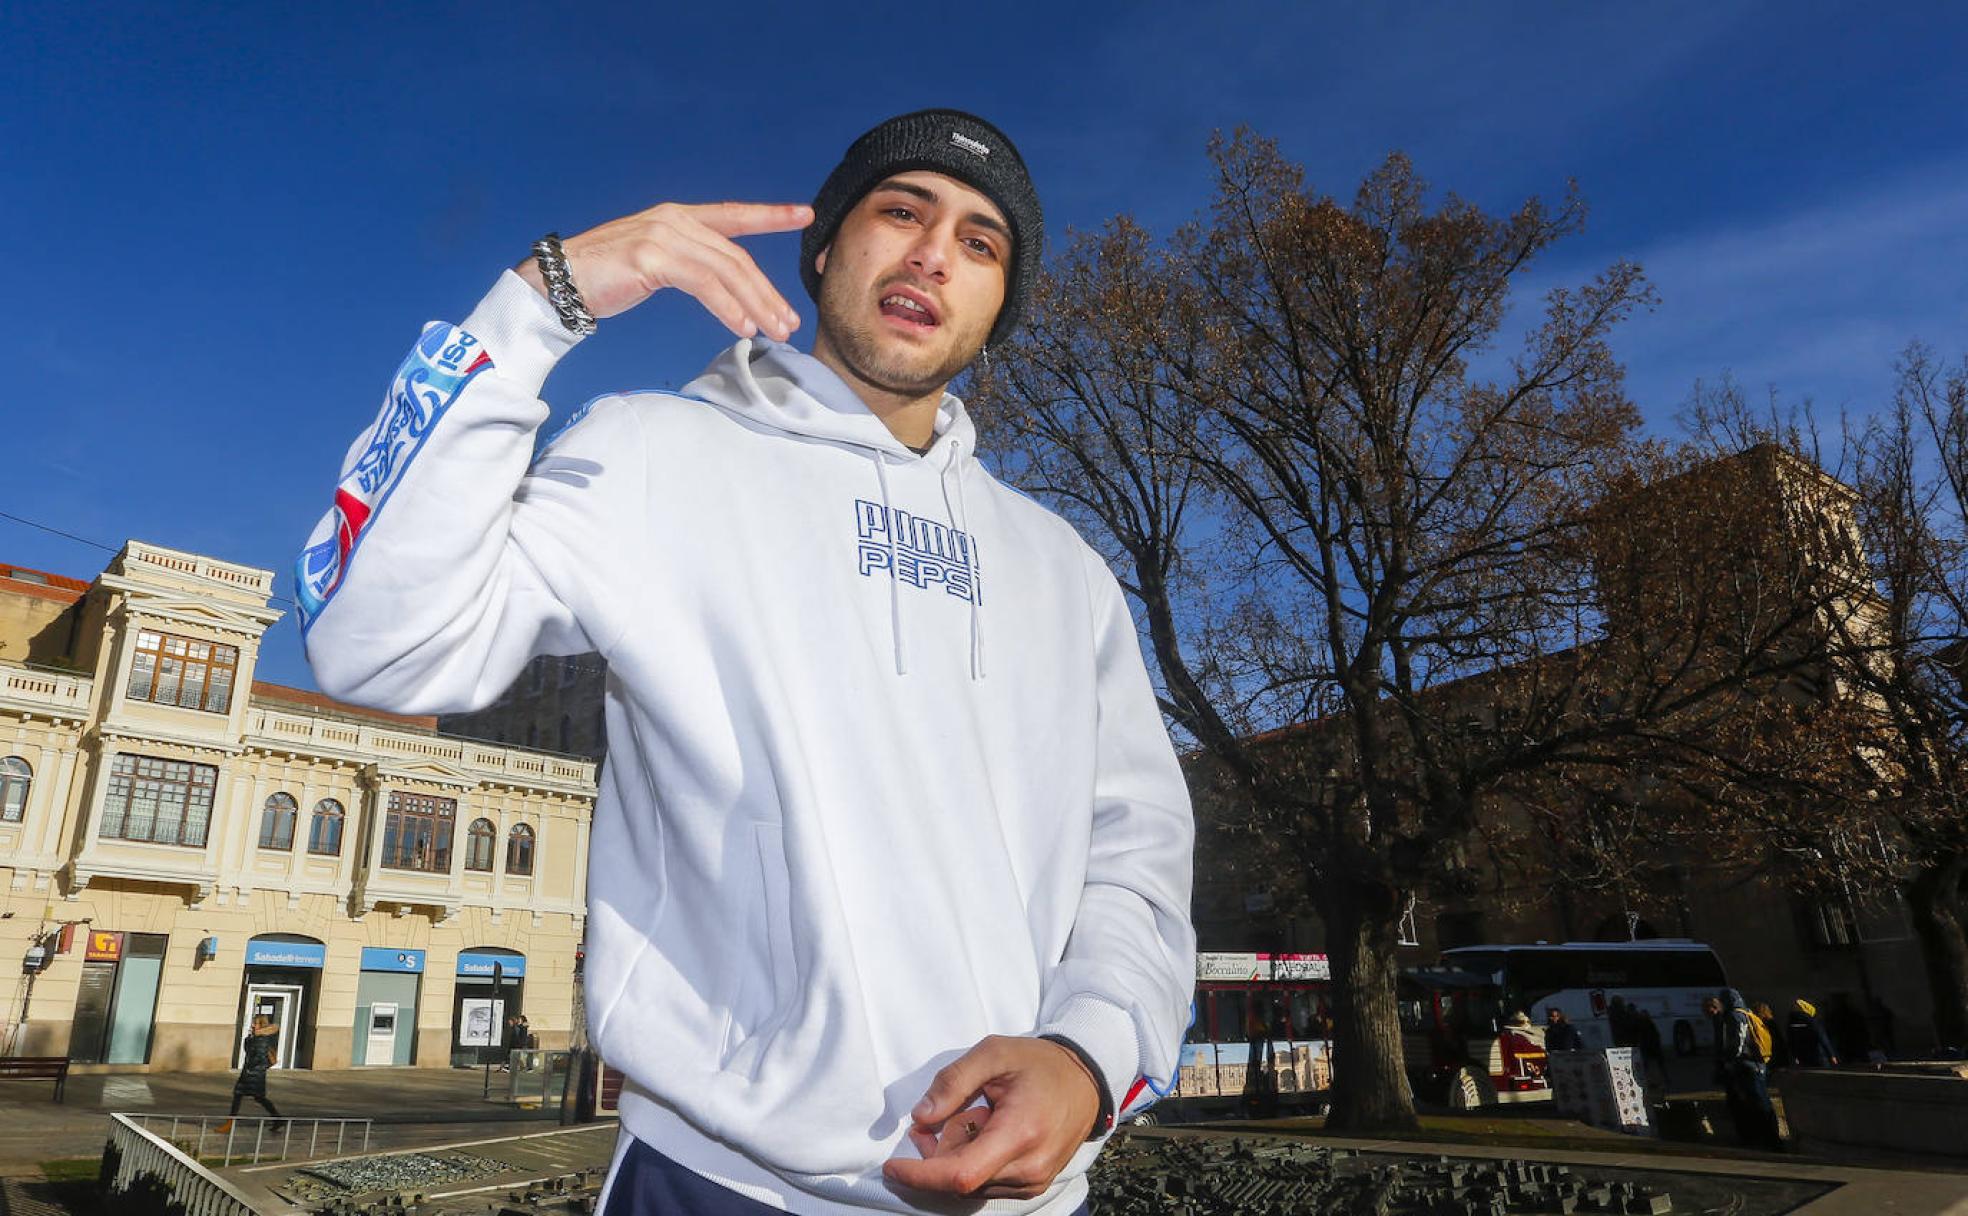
[1720,987,1748,1011]
[684,337,988,679]
[1794,998,1817,1017]
[681,338,977,460]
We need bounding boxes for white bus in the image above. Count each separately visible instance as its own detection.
[1441,940,1730,1059]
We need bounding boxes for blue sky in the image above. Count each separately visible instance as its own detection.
[7,3,1968,690]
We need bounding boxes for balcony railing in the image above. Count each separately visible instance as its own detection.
[243,705,596,793]
[0,662,95,721]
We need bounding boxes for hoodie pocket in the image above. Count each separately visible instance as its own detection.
[718,821,802,1077]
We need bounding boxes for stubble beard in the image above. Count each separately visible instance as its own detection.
[815,273,983,400]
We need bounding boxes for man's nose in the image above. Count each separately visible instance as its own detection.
[907,228,953,282]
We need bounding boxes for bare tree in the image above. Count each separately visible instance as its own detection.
[976,134,1659,1129]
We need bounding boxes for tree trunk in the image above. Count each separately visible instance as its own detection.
[1321,880,1420,1132]
[1905,856,1968,1051]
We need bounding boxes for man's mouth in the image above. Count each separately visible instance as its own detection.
[878,287,940,329]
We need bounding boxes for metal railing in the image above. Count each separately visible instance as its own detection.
[120,1111,373,1167]
[484,1047,575,1109]
[105,1113,260,1216]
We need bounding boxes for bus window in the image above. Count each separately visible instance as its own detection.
[1185,999,1210,1044]
[1289,991,1318,1038]
[1397,995,1431,1033]
[1212,990,1248,1044]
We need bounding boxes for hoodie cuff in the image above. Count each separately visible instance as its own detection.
[1036,996,1139,1133]
[460,268,585,397]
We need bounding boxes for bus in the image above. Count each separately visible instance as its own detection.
[1161,951,1335,1121]
[1165,951,1545,1119]
[1398,964,1551,1109]
[1441,940,1730,1059]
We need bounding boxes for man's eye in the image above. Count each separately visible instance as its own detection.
[965,238,998,259]
[885,207,917,222]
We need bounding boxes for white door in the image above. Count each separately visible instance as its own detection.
[239,985,304,1069]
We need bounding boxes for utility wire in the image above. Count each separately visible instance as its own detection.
[0,506,300,608]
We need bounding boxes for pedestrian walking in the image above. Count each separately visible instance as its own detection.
[1709,990,1781,1151]
[216,1014,284,1134]
[1785,999,1839,1068]
[296,108,1195,1215]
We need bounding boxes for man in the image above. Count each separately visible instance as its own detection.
[1543,1006,1585,1053]
[297,110,1196,1216]
[1709,989,1781,1151]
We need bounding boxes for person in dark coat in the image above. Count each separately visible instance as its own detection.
[1754,1002,1791,1069]
[1544,1007,1586,1052]
[1710,989,1781,1151]
[1785,999,1839,1068]
[217,1014,284,1132]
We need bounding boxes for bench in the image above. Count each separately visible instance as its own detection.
[0,1055,69,1101]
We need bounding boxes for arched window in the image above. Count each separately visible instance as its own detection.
[1,756,30,823]
[258,792,297,849]
[506,823,536,876]
[465,817,497,871]
[307,798,345,855]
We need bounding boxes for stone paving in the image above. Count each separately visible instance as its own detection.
[5,1069,1968,1215]
[0,1065,568,1172]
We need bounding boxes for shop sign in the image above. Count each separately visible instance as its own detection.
[360,947,426,973]
[1196,951,1264,982]
[84,930,124,962]
[243,939,326,968]
[1267,952,1331,981]
[456,951,526,979]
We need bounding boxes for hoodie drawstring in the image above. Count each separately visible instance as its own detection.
[870,441,985,680]
[943,440,985,679]
[873,452,907,676]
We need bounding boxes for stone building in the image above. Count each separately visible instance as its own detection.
[439,654,609,764]
[0,541,596,1071]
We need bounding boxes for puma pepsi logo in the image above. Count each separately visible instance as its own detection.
[855,499,981,604]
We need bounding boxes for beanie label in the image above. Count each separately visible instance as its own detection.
[949,131,992,159]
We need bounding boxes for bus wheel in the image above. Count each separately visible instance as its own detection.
[1125,1111,1157,1128]
[1447,1067,1496,1111]
[1673,1021,1696,1057]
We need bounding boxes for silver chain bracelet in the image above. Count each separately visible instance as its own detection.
[531,233,597,336]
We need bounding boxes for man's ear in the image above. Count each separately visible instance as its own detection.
[814,246,830,276]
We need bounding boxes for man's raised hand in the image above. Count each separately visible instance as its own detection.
[516,202,812,341]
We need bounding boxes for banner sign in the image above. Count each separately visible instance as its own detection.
[457,951,526,979]
[244,939,326,968]
[84,930,123,962]
[1268,953,1331,981]
[1196,952,1265,982]
[360,947,426,973]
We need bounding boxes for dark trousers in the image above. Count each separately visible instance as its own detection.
[604,1136,1091,1215]
[1720,1061,1780,1150]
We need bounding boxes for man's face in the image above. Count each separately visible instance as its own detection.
[813,171,1010,398]
[1546,1008,1561,1024]
[1703,998,1722,1016]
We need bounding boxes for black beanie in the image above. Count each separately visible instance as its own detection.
[802,109,1044,348]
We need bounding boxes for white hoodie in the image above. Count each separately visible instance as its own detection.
[297,271,1196,1215]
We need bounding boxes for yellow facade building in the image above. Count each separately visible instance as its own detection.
[0,541,596,1071]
